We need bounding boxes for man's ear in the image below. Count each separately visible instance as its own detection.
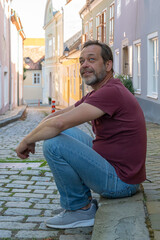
[105,60,112,72]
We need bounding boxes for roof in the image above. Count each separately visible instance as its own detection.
[24,41,45,70]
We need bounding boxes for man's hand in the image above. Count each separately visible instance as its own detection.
[16,140,35,159]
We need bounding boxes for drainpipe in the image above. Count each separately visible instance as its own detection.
[17,28,23,106]
[80,13,85,97]
[9,11,15,110]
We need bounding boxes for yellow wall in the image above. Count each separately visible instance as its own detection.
[62,58,82,105]
[24,38,45,46]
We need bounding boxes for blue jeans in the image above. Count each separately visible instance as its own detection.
[43,127,139,210]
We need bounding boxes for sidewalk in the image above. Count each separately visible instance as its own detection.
[0,105,159,239]
[0,105,27,128]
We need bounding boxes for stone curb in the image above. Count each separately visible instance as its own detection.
[0,105,27,128]
[92,190,150,240]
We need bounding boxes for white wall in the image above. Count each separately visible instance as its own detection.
[63,0,86,42]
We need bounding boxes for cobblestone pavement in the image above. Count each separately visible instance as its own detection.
[143,122,160,240]
[0,107,98,240]
[1,106,160,239]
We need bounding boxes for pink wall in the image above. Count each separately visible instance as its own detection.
[0,0,10,114]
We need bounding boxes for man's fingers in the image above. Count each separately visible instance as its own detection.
[17,152,29,159]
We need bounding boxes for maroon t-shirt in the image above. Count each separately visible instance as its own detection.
[75,78,147,184]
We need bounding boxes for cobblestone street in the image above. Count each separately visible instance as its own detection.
[143,122,160,240]
[0,106,160,239]
[0,107,97,240]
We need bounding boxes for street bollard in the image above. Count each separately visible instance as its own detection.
[51,99,56,113]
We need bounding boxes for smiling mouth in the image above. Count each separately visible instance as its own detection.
[82,71,93,76]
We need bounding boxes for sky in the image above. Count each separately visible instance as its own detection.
[11,0,84,40]
[11,0,49,38]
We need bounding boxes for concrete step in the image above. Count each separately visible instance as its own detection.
[92,190,150,240]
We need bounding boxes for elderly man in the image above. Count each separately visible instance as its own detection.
[16,40,146,229]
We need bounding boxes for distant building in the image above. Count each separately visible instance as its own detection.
[43,0,85,106]
[43,0,64,105]
[23,38,45,105]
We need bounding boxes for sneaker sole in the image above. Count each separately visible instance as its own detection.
[46,218,94,229]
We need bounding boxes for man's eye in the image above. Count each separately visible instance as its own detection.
[80,61,84,65]
[89,58,95,62]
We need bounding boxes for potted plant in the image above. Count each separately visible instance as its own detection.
[48,97,52,105]
[114,74,135,95]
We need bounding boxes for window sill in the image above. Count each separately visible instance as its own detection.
[147,95,158,100]
[135,91,141,95]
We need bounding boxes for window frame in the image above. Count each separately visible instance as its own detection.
[133,39,141,94]
[32,73,41,85]
[96,9,107,43]
[147,32,159,99]
[109,2,115,46]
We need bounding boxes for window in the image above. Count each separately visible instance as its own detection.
[33,73,41,84]
[126,0,130,5]
[114,49,119,74]
[89,19,93,40]
[117,0,121,18]
[96,10,106,43]
[47,38,52,58]
[84,22,89,41]
[25,57,30,63]
[109,3,114,45]
[133,40,141,93]
[128,45,132,77]
[147,32,159,98]
[53,37,55,56]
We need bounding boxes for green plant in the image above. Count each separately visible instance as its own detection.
[48,97,52,105]
[115,74,135,95]
[23,67,27,80]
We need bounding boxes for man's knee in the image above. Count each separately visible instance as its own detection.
[43,134,66,155]
[43,138,52,155]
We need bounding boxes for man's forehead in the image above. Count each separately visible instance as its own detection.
[80,45,101,58]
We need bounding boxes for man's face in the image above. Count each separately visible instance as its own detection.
[79,45,107,86]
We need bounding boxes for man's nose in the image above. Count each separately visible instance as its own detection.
[81,60,89,68]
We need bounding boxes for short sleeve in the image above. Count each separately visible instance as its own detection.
[75,92,93,107]
[84,85,120,117]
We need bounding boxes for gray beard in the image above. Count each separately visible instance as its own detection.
[83,71,107,86]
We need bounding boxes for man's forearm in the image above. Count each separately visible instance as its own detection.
[42,105,75,123]
[24,116,63,145]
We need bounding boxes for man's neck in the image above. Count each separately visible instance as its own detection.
[92,71,113,91]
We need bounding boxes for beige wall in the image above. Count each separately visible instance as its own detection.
[23,70,42,103]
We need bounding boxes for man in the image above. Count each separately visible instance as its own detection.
[16,40,147,229]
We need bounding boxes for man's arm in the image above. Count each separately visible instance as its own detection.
[16,103,105,159]
[41,104,75,123]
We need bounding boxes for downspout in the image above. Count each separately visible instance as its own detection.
[17,28,23,106]
[80,13,85,97]
[9,11,15,110]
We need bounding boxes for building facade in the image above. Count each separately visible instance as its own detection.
[80,0,115,96]
[114,0,160,123]
[23,38,45,105]
[43,0,64,105]
[0,0,25,115]
[43,0,86,106]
